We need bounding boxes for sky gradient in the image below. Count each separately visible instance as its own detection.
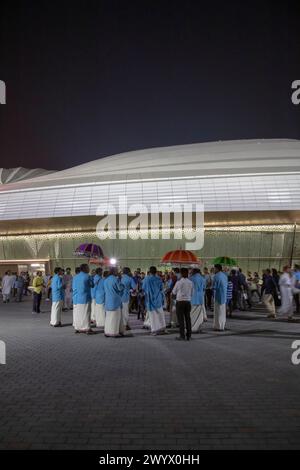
[0,0,300,170]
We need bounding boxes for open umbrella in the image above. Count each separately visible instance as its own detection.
[161,249,201,266]
[212,256,237,266]
[74,243,104,259]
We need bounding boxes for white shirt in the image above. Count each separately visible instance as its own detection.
[172,277,193,301]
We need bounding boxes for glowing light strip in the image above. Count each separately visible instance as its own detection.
[0,224,296,241]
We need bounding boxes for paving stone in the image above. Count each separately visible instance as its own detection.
[0,297,300,449]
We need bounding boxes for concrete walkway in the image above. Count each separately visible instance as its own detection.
[0,297,300,449]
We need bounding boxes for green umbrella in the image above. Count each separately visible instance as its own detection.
[212,256,237,266]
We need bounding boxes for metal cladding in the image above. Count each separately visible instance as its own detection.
[0,139,299,221]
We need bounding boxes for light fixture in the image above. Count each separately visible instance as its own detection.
[110,258,117,265]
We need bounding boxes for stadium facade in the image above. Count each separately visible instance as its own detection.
[0,139,300,275]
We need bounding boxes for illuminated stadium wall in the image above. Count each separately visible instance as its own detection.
[0,225,299,274]
[1,139,300,274]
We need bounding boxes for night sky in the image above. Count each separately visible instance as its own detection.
[0,0,300,171]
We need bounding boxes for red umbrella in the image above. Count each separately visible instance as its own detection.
[161,249,201,266]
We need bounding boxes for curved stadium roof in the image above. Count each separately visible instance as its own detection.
[0,139,300,221]
[0,167,55,185]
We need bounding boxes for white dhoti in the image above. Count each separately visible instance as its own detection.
[121,302,129,326]
[73,303,91,331]
[279,287,294,318]
[105,308,124,336]
[95,303,105,328]
[149,307,166,333]
[91,299,96,322]
[143,311,151,329]
[50,300,63,326]
[213,302,226,330]
[191,304,205,332]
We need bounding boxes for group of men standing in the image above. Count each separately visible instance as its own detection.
[49,263,228,340]
[50,264,138,337]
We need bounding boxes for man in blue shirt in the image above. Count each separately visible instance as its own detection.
[190,268,206,333]
[213,264,228,331]
[104,267,125,337]
[50,267,64,327]
[94,268,105,330]
[142,266,167,335]
[72,264,95,334]
[121,267,137,330]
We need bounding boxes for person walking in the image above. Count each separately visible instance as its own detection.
[2,271,15,303]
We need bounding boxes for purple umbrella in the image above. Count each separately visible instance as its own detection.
[74,243,104,259]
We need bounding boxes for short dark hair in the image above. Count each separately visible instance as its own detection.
[123,267,131,275]
[80,264,89,272]
[149,266,157,275]
[109,267,118,276]
[75,267,80,274]
[54,267,61,274]
[180,267,189,278]
[95,267,102,275]
[214,264,222,272]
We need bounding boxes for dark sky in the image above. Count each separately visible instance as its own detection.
[0,0,300,171]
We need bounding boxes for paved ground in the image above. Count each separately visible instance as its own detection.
[0,297,300,450]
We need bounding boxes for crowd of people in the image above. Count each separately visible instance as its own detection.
[0,271,31,303]
[1,263,300,339]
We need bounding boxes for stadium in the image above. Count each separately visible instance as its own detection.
[0,138,300,275]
